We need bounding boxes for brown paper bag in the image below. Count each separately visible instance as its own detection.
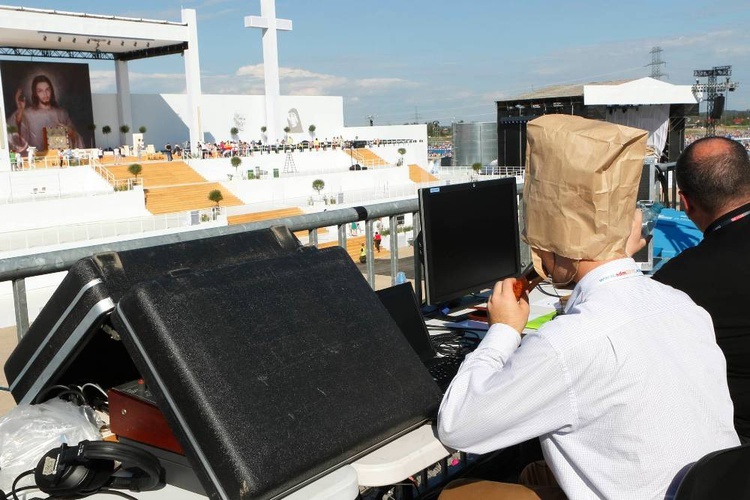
[523,114,648,262]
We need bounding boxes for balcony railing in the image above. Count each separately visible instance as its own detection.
[0,199,422,338]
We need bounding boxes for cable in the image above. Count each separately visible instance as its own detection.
[87,490,139,500]
[11,469,35,500]
[80,383,108,400]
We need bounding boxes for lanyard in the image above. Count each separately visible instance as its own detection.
[708,209,750,234]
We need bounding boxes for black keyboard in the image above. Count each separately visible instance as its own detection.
[428,357,464,389]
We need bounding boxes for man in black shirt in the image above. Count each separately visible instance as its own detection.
[652,136,750,442]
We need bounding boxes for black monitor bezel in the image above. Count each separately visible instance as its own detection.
[418,178,521,306]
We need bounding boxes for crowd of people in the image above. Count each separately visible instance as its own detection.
[436,116,749,499]
[686,128,750,150]
[186,136,418,159]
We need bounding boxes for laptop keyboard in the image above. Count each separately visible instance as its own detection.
[429,357,464,389]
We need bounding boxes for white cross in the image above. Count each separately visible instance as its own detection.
[245,0,292,145]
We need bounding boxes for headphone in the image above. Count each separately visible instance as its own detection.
[34,440,164,497]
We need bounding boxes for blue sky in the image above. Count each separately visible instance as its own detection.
[9,0,750,126]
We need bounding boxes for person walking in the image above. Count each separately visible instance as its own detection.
[374,232,382,253]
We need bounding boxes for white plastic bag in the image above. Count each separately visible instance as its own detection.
[0,399,101,493]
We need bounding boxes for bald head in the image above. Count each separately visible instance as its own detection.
[676,136,750,218]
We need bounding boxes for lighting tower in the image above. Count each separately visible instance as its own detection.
[692,65,739,137]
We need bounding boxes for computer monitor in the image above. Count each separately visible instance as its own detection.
[418,178,521,306]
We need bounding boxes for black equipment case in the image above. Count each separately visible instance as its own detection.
[5,226,305,404]
[111,246,442,500]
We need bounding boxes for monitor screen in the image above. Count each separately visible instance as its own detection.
[418,178,521,306]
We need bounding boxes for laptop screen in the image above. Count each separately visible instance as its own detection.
[376,283,436,363]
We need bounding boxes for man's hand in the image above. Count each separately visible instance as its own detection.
[626,208,649,257]
[487,278,530,334]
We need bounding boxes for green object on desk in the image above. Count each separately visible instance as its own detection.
[525,311,557,330]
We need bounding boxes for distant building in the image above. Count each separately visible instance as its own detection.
[495,77,698,167]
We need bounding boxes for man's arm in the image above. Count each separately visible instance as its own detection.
[437,280,576,453]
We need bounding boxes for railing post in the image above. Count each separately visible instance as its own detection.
[308,228,319,247]
[365,219,375,287]
[389,215,400,285]
[12,278,29,339]
[337,224,347,248]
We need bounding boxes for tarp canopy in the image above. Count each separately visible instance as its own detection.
[584,77,697,106]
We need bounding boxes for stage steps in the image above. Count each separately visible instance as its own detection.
[144,183,244,215]
[104,160,205,188]
[101,160,242,215]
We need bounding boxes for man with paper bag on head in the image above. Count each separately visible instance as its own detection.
[437,115,738,500]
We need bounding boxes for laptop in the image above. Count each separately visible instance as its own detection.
[376,282,465,390]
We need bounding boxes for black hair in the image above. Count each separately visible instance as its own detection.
[676,136,750,214]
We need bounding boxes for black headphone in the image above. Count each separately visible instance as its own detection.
[34,440,164,497]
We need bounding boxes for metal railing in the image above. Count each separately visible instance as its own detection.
[0,199,421,338]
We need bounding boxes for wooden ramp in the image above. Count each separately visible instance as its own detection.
[228,207,306,225]
[105,160,205,188]
[348,148,388,167]
[229,208,328,239]
[146,183,244,215]
[409,164,438,183]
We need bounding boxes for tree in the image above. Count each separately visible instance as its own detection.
[472,162,482,176]
[208,189,224,207]
[102,125,112,147]
[230,126,239,137]
[308,124,316,138]
[120,125,130,134]
[128,163,142,181]
[312,179,325,195]
[138,126,147,134]
[397,147,406,166]
[230,156,242,175]
[284,126,291,134]
[87,123,97,145]
[261,126,267,133]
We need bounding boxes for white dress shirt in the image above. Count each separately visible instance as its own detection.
[438,258,739,500]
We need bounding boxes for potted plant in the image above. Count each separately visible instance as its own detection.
[120,125,130,134]
[87,123,96,146]
[208,189,224,219]
[128,163,142,183]
[230,156,242,177]
[472,162,482,177]
[230,126,239,138]
[397,147,406,166]
[138,126,147,134]
[308,124,316,139]
[102,125,112,148]
[312,179,325,199]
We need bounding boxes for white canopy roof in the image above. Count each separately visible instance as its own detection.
[0,5,190,59]
[584,77,697,106]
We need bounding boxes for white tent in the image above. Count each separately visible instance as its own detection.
[584,78,697,158]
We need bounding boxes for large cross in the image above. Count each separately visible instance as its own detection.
[245,0,292,145]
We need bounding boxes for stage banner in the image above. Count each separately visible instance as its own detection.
[1,60,95,152]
